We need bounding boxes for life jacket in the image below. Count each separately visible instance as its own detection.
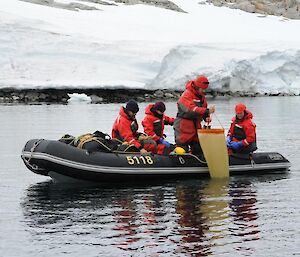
[233,124,247,141]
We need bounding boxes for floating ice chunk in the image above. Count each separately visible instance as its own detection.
[67,93,91,104]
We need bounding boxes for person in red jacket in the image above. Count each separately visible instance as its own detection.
[112,100,156,154]
[227,103,257,154]
[142,102,175,154]
[174,75,215,154]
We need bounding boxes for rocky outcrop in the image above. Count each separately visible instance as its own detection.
[21,0,100,11]
[20,0,185,12]
[206,0,300,19]
[0,88,182,104]
[19,0,300,18]
[114,0,185,12]
[0,87,297,104]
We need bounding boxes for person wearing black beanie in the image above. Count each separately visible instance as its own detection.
[125,99,139,114]
[112,100,156,154]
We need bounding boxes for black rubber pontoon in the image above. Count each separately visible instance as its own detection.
[21,139,291,183]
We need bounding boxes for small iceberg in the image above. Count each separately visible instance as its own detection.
[67,93,91,104]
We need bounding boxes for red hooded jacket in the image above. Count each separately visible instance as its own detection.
[142,104,175,141]
[227,111,256,147]
[174,81,209,143]
[112,107,141,149]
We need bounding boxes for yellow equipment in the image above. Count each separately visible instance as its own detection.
[197,128,229,178]
[174,147,186,155]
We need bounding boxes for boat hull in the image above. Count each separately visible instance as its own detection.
[21,139,291,183]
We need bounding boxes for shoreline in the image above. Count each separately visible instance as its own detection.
[0,88,298,104]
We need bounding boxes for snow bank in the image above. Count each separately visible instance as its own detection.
[0,0,300,94]
[149,44,300,94]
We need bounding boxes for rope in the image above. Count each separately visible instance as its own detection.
[22,139,44,170]
[79,137,113,152]
[213,112,224,129]
[184,153,207,164]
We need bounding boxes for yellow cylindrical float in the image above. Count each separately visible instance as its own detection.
[197,128,229,178]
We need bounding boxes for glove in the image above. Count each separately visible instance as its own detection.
[226,136,232,147]
[229,141,243,150]
[158,138,171,148]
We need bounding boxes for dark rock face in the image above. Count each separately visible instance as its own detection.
[0,88,182,104]
[19,0,185,12]
[19,0,300,18]
[1,87,297,104]
[114,0,185,12]
[206,0,300,20]
[20,0,101,11]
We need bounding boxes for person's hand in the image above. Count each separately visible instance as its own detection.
[140,148,148,154]
[138,134,147,140]
[209,105,215,114]
[139,134,155,140]
[158,138,171,148]
[229,141,243,150]
[226,136,232,147]
[206,116,212,123]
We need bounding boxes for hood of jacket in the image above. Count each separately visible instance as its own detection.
[185,80,205,99]
[119,106,135,120]
[145,103,155,115]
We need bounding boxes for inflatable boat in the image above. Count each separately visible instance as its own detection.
[21,139,291,183]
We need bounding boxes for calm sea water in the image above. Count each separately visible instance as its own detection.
[0,97,299,257]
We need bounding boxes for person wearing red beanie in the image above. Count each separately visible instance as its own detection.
[174,75,215,154]
[193,75,210,89]
[226,103,257,154]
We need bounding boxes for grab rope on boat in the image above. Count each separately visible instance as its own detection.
[185,153,207,164]
[23,139,44,171]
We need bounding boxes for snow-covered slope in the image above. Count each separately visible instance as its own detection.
[149,43,300,95]
[0,0,299,94]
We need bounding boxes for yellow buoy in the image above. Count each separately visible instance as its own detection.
[197,128,229,178]
[174,147,186,155]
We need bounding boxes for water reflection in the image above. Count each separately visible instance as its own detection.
[228,179,260,256]
[21,173,288,256]
[175,179,230,256]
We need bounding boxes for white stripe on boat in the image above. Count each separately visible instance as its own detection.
[22,151,291,175]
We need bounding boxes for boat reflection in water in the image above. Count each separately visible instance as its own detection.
[176,178,260,256]
[21,173,288,256]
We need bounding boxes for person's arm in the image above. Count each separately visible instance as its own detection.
[179,94,215,120]
[242,121,256,146]
[179,95,208,116]
[164,115,175,125]
[227,121,234,138]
